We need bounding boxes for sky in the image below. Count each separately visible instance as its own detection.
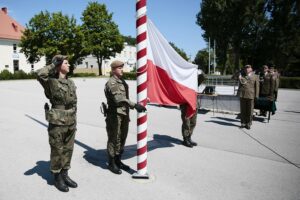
[0,0,206,60]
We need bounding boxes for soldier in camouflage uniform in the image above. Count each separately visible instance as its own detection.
[180,104,198,148]
[104,60,146,174]
[37,55,78,192]
[180,70,204,148]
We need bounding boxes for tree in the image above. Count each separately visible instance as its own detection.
[19,11,86,72]
[81,2,124,76]
[123,35,136,46]
[169,42,189,61]
[264,0,300,73]
[197,0,299,74]
[194,49,209,73]
[196,0,267,73]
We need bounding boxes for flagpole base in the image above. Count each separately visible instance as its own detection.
[132,173,155,183]
[132,172,149,179]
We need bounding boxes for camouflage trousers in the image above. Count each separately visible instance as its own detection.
[181,107,197,138]
[48,123,76,173]
[105,113,129,157]
[240,98,254,126]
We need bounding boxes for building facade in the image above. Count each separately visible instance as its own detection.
[76,43,137,76]
[0,7,45,74]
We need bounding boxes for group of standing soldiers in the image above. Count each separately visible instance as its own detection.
[238,64,280,129]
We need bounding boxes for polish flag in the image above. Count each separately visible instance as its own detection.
[147,19,198,118]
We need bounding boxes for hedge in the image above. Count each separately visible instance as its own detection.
[0,70,97,80]
[122,72,136,80]
[0,70,36,80]
[71,72,96,77]
[279,77,300,89]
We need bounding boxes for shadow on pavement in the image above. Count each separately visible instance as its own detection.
[24,161,53,185]
[205,120,240,127]
[198,109,210,114]
[25,114,182,175]
[284,110,300,114]
[78,134,182,175]
[253,116,267,123]
[211,116,240,122]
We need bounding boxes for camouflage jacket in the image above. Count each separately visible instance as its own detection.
[104,75,135,116]
[37,64,77,125]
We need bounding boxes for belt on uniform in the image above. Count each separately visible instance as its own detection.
[52,105,73,110]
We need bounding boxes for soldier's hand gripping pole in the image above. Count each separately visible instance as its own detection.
[134,103,147,113]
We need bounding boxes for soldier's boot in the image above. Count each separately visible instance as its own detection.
[61,169,78,188]
[115,155,130,171]
[108,156,122,174]
[182,137,193,148]
[188,136,198,146]
[54,173,69,192]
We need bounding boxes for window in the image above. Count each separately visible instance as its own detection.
[13,60,19,72]
[5,65,9,68]
[31,64,34,71]
[13,44,17,53]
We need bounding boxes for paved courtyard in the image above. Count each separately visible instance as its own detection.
[0,78,300,200]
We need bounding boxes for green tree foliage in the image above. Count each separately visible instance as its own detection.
[264,0,300,73]
[196,0,300,75]
[81,2,124,76]
[19,11,86,72]
[123,35,136,46]
[194,49,209,73]
[169,42,189,61]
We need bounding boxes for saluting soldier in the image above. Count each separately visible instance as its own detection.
[238,65,259,129]
[37,55,78,192]
[104,60,146,174]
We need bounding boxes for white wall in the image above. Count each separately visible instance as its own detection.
[0,39,45,73]
[76,44,137,76]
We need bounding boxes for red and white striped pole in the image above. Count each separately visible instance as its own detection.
[133,0,149,179]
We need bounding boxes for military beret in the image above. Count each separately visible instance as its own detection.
[52,55,68,67]
[110,60,124,68]
[243,64,252,69]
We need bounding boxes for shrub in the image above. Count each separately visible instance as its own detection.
[279,77,300,89]
[122,72,136,80]
[0,69,13,80]
[71,72,97,77]
[0,69,37,80]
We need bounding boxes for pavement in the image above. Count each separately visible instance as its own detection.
[0,78,300,200]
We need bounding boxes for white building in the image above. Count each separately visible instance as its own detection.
[76,43,137,76]
[0,7,45,74]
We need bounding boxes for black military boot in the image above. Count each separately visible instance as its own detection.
[182,137,193,148]
[54,173,69,192]
[115,155,130,171]
[61,169,78,188]
[108,156,122,174]
[188,136,198,146]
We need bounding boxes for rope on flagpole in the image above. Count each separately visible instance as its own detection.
[132,0,149,179]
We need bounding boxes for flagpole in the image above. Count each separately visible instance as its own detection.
[133,0,149,179]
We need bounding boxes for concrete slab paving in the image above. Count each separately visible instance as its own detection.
[0,78,300,200]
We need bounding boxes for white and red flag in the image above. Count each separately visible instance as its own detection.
[147,19,198,118]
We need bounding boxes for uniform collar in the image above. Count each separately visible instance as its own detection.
[112,75,123,83]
